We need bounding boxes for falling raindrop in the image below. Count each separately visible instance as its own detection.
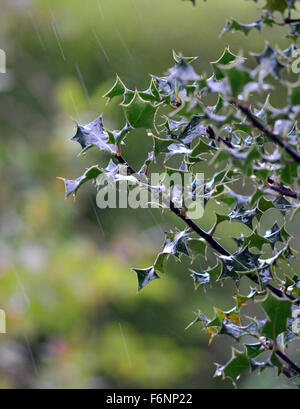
[97,0,104,20]
[28,11,46,51]
[115,27,134,61]
[75,63,91,104]
[92,29,110,64]
[51,21,66,61]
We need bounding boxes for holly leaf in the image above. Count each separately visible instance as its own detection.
[103,75,127,101]
[251,45,284,79]
[221,17,264,37]
[190,270,210,288]
[211,47,241,80]
[71,115,117,154]
[133,266,160,291]
[59,165,102,197]
[121,91,158,128]
[219,321,257,340]
[245,343,265,359]
[264,0,290,13]
[215,348,250,384]
[260,292,292,340]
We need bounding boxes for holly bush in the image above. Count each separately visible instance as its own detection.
[61,0,300,386]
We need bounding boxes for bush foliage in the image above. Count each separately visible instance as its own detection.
[61,0,300,386]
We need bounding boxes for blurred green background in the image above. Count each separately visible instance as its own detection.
[0,0,299,389]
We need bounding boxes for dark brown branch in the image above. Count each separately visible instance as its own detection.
[275,350,300,375]
[206,126,234,149]
[284,18,300,24]
[235,103,300,164]
[267,178,298,199]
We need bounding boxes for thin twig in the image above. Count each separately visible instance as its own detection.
[235,103,300,164]
[275,350,300,374]
[284,18,300,24]
[206,126,234,149]
[267,178,297,199]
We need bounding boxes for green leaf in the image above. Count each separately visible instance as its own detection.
[121,91,158,129]
[190,270,210,289]
[215,348,250,384]
[251,44,284,79]
[221,17,264,37]
[245,343,265,359]
[172,49,198,64]
[103,75,127,101]
[186,238,206,261]
[211,47,241,80]
[133,266,160,291]
[59,165,102,197]
[161,230,189,258]
[169,59,200,82]
[218,254,247,282]
[153,252,169,275]
[71,115,117,154]
[264,0,289,13]
[260,292,292,340]
[223,66,252,97]
[219,321,257,340]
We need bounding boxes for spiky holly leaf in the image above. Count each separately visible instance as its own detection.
[153,230,190,274]
[264,223,284,248]
[59,165,102,197]
[178,115,206,144]
[103,75,127,101]
[260,292,292,340]
[139,78,161,103]
[243,230,269,252]
[162,230,190,258]
[186,238,206,261]
[234,288,259,309]
[71,115,117,154]
[133,266,160,291]
[211,47,241,80]
[172,50,198,64]
[214,306,241,325]
[219,321,257,340]
[169,59,200,82]
[215,348,250,384]
[234,246,260,271]
[190,270,210,288]
[251,45,284,79]
[218,254,247,282]
[221,17,264,37]
[121,91,158,129]
[245,343,265,359]
[229,204,258,229]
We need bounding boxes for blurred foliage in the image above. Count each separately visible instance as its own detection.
[0,0,299,389]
